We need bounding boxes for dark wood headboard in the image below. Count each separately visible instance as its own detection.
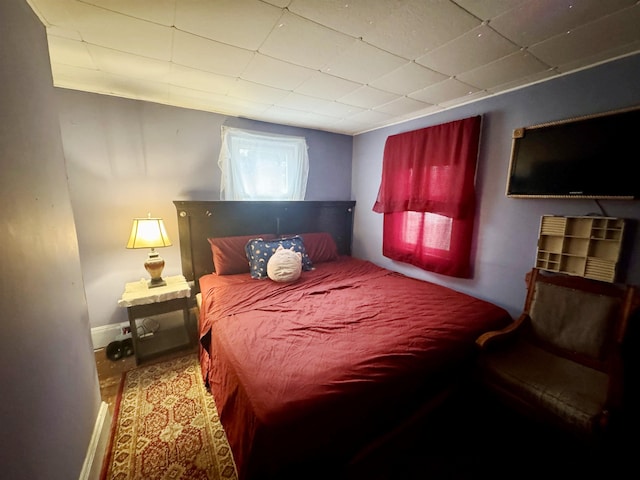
[173,200,356,288]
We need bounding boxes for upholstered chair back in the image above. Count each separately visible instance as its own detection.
[528,282,622,364]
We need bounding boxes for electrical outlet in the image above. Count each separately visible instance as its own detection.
[115,324,132,342]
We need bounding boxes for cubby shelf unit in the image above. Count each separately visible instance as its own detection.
[535,215,625,283]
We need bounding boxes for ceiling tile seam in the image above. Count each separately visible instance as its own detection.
[236,53,444,110]
[49,4,492,103]
[47,24,88,44]
[250,8,288,54]
[524,2,640,52]
[278,5,366,42]
[234,51,356,98]
[47,35,177,76]
[170,26,257,58]
[236,52,304,90]
[265,7,419,71]
[74,0,177,28]
[409,77,489,103]
[452,48,554,89]
[433,3,558,63]
[270,96,349,118]
[45,28,182,70]
[444,1,534,53]
[51,28,256,81]
[450,0,486,22]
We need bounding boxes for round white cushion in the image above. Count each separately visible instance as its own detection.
[267,245,302,282]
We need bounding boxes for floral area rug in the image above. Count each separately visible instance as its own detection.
[101,353,238,480]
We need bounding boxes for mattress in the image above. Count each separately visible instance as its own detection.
[198,256,511,478]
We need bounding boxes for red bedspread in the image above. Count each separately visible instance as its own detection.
[198,257,510,479]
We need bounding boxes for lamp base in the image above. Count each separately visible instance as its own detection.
[145,250,166,288]
[147,277,167,288]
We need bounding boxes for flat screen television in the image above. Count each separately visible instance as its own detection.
[505,105,640,199]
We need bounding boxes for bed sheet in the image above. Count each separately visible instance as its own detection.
[198,256,511,478]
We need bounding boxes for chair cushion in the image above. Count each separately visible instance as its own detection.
[529,282,619,360]
[480,339,609,435]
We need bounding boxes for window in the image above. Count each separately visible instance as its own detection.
[373,116,481,278]
[218,126,309,200]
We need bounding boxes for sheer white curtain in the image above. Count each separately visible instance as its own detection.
[218,126,309,200]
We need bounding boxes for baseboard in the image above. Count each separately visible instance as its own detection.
[91,322,129,350]
[79,401,111,480]
[92,312,186,350]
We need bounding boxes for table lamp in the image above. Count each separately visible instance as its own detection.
[126,214,172,288]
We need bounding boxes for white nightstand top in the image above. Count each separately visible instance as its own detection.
[118,275,191,307]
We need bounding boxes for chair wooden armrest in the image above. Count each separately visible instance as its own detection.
[476,313,528,350]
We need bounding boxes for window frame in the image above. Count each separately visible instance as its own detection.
[218,126,309,201]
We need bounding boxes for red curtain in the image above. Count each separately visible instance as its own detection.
[373,116,481,278]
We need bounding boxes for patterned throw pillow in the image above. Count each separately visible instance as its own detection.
[245,236,313,279]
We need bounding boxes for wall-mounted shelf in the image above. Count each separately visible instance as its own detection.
[535,215,625,283]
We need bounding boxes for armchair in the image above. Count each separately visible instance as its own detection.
[476,268,639,445]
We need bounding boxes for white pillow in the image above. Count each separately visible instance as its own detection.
[267,245,302,283]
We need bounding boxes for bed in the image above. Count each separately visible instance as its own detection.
[173,200,512,479]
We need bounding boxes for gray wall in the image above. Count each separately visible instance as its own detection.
[0,1,102,479]
[55,91,353,330]
[352,53,640,318]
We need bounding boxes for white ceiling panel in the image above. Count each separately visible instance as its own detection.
[47,36,95,69]
[276,92,337,113]
[175,0,282,50]
[172,31,254,77]
[26,0,640,134]
[528,5,640,68]
[288,0,404,38]
[452,0,529,21]
[338,86,401,109]
[374,96,432,116]
[416,24,520,76]
[63,2,173,61]
[456,50,550,90]
[486,68,557,95]
[410,78,481,105]
[259,11,355,69]
[102,75,170,102]
[241,54,315,91]
[314,101,367,119]
[489,0,637,47]
[294,73,362,100]
[83,0,177,26]
[169,85,269,117]
[438,89,491,108]
[88,45,172,80]
[347,108,395,127]
[167,65,237,95]
[554,41,640,75]
[51,63,110,93]
[322,40,408,84]
[227,79,290,105]
[369,62,448,95]
[259,105,335,128]
[364,0,481,59]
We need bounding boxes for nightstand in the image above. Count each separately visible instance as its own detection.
[118,274,192,365]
